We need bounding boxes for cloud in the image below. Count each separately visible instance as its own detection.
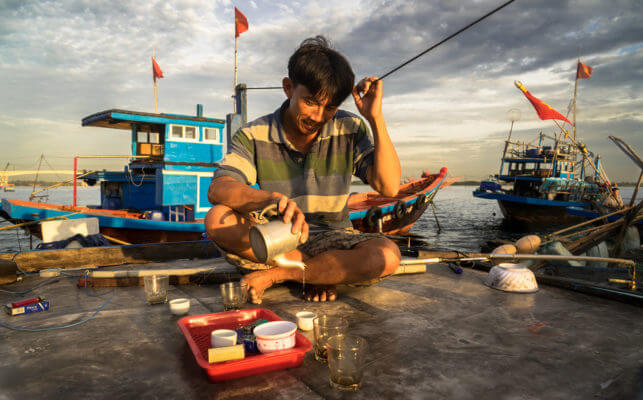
[0,0,641,182]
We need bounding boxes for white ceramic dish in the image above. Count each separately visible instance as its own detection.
[211,329,238,348]
[295,311,316,331]
[485,263,539,293]
[253,321,297,354]
[169,298,190,315]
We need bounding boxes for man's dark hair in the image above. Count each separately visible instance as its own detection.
[288,36,355,107]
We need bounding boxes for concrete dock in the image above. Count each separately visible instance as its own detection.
[1,259,642,399]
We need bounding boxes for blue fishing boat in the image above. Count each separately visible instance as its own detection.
[1,96,448,243]
[473,128,621,224]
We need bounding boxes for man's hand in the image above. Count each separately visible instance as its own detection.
[352,77,383,123]
[273,193,309,243]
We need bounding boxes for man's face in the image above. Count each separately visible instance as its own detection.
[284,80,338,136]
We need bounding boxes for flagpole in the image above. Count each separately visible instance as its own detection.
[572,47,579,140]
[234,34,238,113]
[153,47,158,114]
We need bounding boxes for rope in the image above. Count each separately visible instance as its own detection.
[128,167,145,187]
[378,0,516,80]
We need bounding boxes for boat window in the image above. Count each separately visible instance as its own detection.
[149,132,160,144]
[171,126,183,138]
[168,124,199,141]
[185,126,196,139]
[137,131,147,143]
[204,128,219,142]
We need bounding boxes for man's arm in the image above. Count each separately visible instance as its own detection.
[352,77,401,197]
[208,176,309,242]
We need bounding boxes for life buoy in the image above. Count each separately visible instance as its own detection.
[364,206,383,230]
[393,200,408,220]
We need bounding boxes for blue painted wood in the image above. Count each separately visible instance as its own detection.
[163,141,224,165]
[110,112,224,129]
[160,174,197,206]
[498,175,543,182]
[472,190,587,207]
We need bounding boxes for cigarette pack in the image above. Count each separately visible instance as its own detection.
[5,299,50,316]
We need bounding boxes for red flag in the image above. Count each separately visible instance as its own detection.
[152,57,164,82]
[235,7,248,37]
[577,61,593,79]
[514,81,571,124]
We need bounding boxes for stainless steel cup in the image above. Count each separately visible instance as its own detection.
[249,220,301,263]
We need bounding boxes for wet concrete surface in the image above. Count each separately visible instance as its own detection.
[1,261,642,399]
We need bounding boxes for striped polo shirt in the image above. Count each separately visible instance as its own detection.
[213,101,374,226]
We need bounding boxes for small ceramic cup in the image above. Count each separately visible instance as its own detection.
[211,329,237,348]
[169,298,190,315]
[296,311,316,331]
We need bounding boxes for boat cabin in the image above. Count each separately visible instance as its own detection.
[81,105,226,221]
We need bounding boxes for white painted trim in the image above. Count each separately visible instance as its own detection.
[202,127,222,144]
[167,124,199,143]
[161,170,213,177]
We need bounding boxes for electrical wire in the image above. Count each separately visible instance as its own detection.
[0,277,60,294]
[0,271,115,332]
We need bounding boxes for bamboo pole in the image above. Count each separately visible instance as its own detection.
[401,253,635,267]
[630,171,643,207]
[102,234,131,246]
[546,206,631,238]
[0,212,79,232]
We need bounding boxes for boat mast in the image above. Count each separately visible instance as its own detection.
[572,47,580,141]
[499,109,520,178]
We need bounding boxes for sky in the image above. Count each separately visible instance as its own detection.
[0,0,641,182]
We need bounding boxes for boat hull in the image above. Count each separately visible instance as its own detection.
[1,168,448,244]
[473,190,587,224]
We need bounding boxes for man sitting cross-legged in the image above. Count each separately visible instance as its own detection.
[205,36,401,303]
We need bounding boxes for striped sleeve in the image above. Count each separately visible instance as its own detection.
[212,129,257,185]
[352,118,374,184]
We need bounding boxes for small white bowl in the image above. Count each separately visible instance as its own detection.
[253,321,297,354]
[485,263,538,293]
[169,298,190,315]
[295,311,316,331]
[211,329,237,348]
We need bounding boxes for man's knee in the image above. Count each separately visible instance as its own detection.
[379,238,401,276]
[357,237,400,276]
[205,205,232,233]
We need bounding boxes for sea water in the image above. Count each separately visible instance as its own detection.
[0,185,639,253]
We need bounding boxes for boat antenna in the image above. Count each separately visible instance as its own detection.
[378,0,517,81]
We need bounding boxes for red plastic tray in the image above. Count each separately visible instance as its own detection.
[177,308,312,382]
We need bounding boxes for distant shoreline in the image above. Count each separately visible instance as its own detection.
[9,180,642,188]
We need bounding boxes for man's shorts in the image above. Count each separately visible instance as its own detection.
[212,219,386,286]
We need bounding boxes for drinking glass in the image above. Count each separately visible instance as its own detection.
[219,282,248,311]
[312,315,348,362]
[327,334,367,391]
[143,275,169,304]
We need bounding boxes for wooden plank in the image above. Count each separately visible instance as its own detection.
[0,240,220,272]
[0,260,17,285]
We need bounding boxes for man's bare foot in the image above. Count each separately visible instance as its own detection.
[305,285,337,302]
[241,270,280,304]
